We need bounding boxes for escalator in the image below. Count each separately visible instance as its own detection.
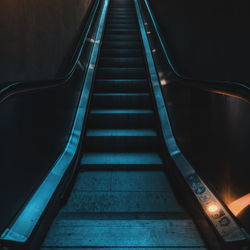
[41,0,207,248]
[1,0,249,249]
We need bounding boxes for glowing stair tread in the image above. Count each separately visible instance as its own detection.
[86,129,157,137]
[81,152,163,165]
[95,79,147,84]
[90,109,153,114]
[42,219,205,248]
[95,79,148,93]
[98,57,145,65]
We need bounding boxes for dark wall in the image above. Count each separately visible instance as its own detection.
[149,0,250,85]
[0,0,95,234]
[0,0,93,83]
[164,83,250,233]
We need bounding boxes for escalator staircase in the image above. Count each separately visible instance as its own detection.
[42,0,206,248]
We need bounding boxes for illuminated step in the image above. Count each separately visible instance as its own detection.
[95,79,148,93]
[105,28,138,34]
[102,41,141,49]
[100,49,143,57]
[92,93,151,109]
[88,109,155,128]
[107,14,137,19]
[72,170,176,192]
[42,219,204,248]
[104,34,139,40]
[106,19,137,25]
[105,24,137,30]
[81,152,163,166]
[96,66,146,79]
[85,129,158,151]
[98,57,144,67]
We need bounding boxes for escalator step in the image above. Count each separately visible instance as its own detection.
[105,23,138,29]
[73,171,173,192]
[100,49,143,57]
[61,192,183,213]
[108,8,135,12]
[43,219,204,248]
[106,19,137,25]
[104,34,140,41]
[109,8,134,11]
[80,152,163,167]
[102,41,141,49]
[98,57,144,67]
[96,67,146,78]
[88,109,155,129]
[107,12,136,16]
[105,28,138,35]
[95,79,148,93]
[107,14,137,19]
[91,93,151,109]
[85,129,159,151]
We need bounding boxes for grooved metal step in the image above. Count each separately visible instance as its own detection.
[105,23,138,29]
[91,93,152,109]
[96,67,146,79]
[105,28,138,34]
[102,41,141,49]
[100,48,143,57]
[109,8,134,11]
[85,129,159,152]
[108,13,136,17]
[80,152,163,168]
[95,79,149,93]
[104,34,140,41]
[88,109,155,129]
[43,219,205,248]
[98,57,144,67]
[106,19,137,25]
[107,15,137,19]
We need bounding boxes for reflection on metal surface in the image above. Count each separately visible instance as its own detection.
[160,79,167,85]
[158,72,167,86]
[89,64,95,69]
[211,90,250,104]
[228,193,250,216]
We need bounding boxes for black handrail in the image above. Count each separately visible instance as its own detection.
[143,0,250,103]
[0,0,100,104]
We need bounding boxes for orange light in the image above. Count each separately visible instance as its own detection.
[228,193,250,216]
[207,203,219,213]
